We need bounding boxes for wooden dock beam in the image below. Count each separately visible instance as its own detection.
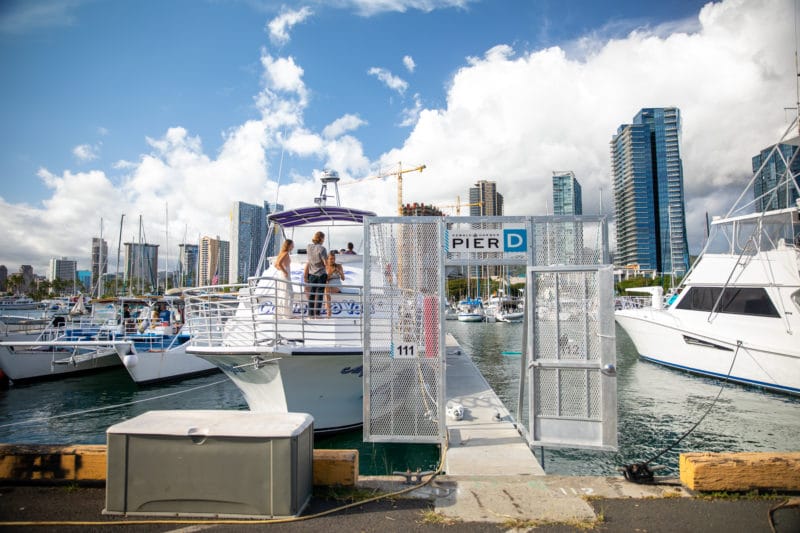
[680,452,800,492]
[0,444,359,487]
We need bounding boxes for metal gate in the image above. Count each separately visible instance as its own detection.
[362,217,446,443]
[526,265,617,450]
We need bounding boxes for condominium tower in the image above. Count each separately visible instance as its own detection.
[178,243,199,287]
[611,107,690,275]
[469,180,503,216]
[123,243,159,293]
[91,237,108,296]
[752,143,800,212]
[552,171,583,215]
[199,236,230,286]
[230,201,285,283]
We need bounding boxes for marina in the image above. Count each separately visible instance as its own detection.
[0,320,796,477]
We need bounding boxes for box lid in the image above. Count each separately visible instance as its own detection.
[106,410,314,438]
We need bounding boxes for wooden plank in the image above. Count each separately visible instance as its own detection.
[313,449,359,487]
[680,452,800,492]
[0,444,358,486]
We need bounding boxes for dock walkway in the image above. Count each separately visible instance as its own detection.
[442,333,544,476]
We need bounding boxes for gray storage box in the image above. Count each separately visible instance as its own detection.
[104,410,313,518]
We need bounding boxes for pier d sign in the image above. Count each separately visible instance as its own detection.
[448,228,527,253]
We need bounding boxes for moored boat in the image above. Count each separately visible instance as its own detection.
[615,119,800,395]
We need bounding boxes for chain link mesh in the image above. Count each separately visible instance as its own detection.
[364,220,444,443]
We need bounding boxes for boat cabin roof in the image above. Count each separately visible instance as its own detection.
[268,205,376,227]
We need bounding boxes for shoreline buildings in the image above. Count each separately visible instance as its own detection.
[611,107,689,276]
[752,143,800,212]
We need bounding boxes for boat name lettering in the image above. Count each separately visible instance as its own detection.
[341,365,363,377]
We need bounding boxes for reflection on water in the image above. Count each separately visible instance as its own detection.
[1,321,797,476]
[447,320,800,476]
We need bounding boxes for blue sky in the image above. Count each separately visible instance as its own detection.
[0,0,795,272]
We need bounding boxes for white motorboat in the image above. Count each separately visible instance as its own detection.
[615,120,800,396]
[0,297,43,311]
[456,298,485,322]
[112,297,218,384]
[0,316,122,383]
[184,171,377,433]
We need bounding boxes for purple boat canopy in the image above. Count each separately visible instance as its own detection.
[268,205,376,228]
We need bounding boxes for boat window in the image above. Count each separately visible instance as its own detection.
[675,286,780,317]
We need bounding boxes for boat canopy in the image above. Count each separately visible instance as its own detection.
[268,206,376,227]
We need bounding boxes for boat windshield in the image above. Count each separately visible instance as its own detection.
[705,209,799,255]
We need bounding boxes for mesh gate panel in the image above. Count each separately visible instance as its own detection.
[528,266,617,450]
[363,219,445,443]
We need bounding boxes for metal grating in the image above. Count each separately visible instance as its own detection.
[363,218,445,443]
[527,266,617,450]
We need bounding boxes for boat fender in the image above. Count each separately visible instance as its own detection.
[446,401,464,421]
[123,352,138,368]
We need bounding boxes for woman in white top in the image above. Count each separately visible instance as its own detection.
[325,251,345,317]
[275,239,294,318]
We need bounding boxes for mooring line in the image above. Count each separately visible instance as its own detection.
[0,379,230,429]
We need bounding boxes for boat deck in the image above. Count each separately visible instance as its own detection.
[443,333,544,476]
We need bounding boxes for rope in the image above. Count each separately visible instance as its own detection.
[0,436,450,527]
[620,340,742,483]
[0,379,230,429]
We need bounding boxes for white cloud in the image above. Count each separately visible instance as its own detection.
[368,67,408,94]
[346,0,474,17]
[0,0,85,35]
[322,114,366,139]
[72,143,100,162]
[386,0,794,254]
[403,55,416,73]
[266,6,313,46]
[399,93,422,127]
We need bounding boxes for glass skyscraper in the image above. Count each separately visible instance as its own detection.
[611,107,689,275]
[752,143,800,212]
[552,171,582,215]
[229,201,272,283]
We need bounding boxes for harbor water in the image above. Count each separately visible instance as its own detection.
[0,321,797,476]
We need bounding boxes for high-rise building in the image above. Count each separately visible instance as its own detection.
[76,270,92,292]
[178,243,199,287]
[469,180,503,216]
[19,265,34,294]
[552,171,583,215]
[230,201,268,283]
[91,237,108,296]
[199,236,230,286]
[229,201,286,283]
[123,243,159,293]
[48,257,77,283]
[611,107,689,275]
[0,265,6,292]
[752,143,800,212]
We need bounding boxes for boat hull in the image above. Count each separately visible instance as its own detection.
[615,310,800,395]
[191,348,363,434]
[116,341,219,385]
[0,344,121,383]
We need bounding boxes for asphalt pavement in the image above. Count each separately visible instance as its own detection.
[1,483,798,532]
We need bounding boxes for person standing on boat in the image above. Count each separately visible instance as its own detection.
[344,242,356,255]
[325,251,345,317]
[304,231,328,317]
[275,239,295,318]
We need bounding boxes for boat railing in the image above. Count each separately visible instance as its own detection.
[183,275,366,350]
[614,296,652,310]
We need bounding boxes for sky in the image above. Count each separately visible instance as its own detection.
[0,0,797,274]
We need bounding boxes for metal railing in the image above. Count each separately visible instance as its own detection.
[183,275,367,350]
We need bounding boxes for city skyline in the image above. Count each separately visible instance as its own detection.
[0,0,795,273]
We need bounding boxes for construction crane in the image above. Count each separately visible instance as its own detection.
[437,196,483,215]
[347,162,426,215]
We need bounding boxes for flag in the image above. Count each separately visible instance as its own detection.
[211,270,219,285]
